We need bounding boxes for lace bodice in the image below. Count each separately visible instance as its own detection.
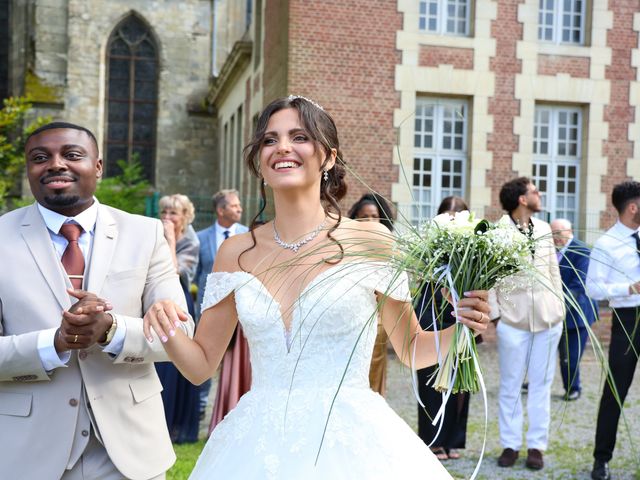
[192,262,452,479]
[201,262,410,392]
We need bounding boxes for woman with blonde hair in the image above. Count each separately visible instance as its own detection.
[156,193,201,443]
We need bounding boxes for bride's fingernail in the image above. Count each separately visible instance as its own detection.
[161,335,168,343]
[174,321,181,328]
[169,329,175,337]
[147,336,154,343]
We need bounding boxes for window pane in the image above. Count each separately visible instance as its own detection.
[106,15,158,182]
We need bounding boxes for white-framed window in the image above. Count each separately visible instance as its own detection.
[532,106,582,226]
[538,0,585,45]
[412,98,468,224]
[418,0,470,36]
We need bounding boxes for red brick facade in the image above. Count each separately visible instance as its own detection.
[419,45,474,69]
[287,0,402,207]
[600,0,640,227]
[486,0,524,219]
[537,54,590,78]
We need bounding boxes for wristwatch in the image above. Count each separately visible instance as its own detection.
[100,312,118,345]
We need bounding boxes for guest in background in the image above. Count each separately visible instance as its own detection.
[491,178,564,471]
[586,181,640,480]
[208,220,266,435]
[156,193,201,443]
[348,193,395,395]
[415,196,471,461]
[550,218,598,402]
[195,190,249,420]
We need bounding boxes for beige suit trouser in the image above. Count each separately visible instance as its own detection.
[61,432,166,480]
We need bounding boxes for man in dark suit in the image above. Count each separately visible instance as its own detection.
[551,218,598,401]
[194,189,248,416]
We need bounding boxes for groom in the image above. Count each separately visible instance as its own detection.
[0,122,193,479]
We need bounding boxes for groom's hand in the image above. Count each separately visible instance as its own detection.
[55,290,113,351]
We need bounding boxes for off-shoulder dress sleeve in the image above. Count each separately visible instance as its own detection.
[369,263,412,302]
[200,272,248,313]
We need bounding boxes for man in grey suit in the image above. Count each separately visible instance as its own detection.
[195,189,248,415]
[0,122,194,479]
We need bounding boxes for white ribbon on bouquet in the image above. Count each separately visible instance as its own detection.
[410,264,488,480]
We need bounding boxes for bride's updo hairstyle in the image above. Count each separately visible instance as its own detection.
[241,96,347,267]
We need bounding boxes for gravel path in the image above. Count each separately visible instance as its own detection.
[385,337,640,479]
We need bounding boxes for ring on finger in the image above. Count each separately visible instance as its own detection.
[73,334,79,343]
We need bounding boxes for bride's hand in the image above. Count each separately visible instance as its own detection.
[443,289,490,335]
[144,300,189,343]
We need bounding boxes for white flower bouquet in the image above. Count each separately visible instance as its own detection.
[396,211,534,393]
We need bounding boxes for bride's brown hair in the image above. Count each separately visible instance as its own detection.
[239,96,348,269]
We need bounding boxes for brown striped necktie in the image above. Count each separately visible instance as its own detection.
[60,223,85,289]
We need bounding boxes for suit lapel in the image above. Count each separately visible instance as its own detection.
[86,206,118,295]
[20,204,71,310]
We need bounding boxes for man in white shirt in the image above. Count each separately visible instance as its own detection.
[194,189,248,416]
[0,122,194,479]
[586,181,640,480]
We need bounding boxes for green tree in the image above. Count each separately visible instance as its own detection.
[95,156,152,215]
[0,97,50,211]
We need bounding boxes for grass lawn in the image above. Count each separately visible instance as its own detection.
[168,440,205,480]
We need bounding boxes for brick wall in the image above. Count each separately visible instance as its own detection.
[486,0,524,219]
[287,0,401,209]
[262,0,289,104]
[419,45,474,70]
[537,54,590,78]
[600,0,640,227]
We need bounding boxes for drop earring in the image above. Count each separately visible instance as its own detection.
[323,170,329,182]
[263,178,268,186]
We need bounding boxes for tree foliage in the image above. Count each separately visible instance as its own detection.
[0,97,50,211]
[95,156,152,215]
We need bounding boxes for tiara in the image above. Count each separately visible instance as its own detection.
[287,95,324,111]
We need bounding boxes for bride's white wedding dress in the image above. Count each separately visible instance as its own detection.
[190,261,452,479]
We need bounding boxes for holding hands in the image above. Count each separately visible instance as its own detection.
[54,289,114,352]
[143,300,189,343]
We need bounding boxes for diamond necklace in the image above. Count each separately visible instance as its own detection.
[273,218,326,253]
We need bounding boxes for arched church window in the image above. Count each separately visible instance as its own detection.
[0,0,10,101]
[105,14,158,183]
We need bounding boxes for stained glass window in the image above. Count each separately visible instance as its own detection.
[105,15,158,183]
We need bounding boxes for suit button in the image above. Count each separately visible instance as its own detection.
[81,430,89,437]
[69,398,78,407]
[79,351,88,360]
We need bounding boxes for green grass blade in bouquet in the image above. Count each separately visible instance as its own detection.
[398,211,534,394]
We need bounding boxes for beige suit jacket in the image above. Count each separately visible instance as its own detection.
[0,203,195,480]
[489,216,565,332]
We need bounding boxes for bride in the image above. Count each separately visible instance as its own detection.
[144,96,490,479]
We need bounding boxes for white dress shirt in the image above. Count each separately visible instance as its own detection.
[36,199,126,371]
[586,221,640,308]
[215,221,238,250]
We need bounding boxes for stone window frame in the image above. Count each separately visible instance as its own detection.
[532,105,583,227]
[104,13,159,184]
[418,0,472,37]
[537,0,587,46]
[411,97,469,224]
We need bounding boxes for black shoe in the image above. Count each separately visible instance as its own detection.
[521,382,528,394]
[565,390,581,401]
[497,448,519,467]
[591,460,611,480]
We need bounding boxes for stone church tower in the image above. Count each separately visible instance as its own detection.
[1,0,217,202]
